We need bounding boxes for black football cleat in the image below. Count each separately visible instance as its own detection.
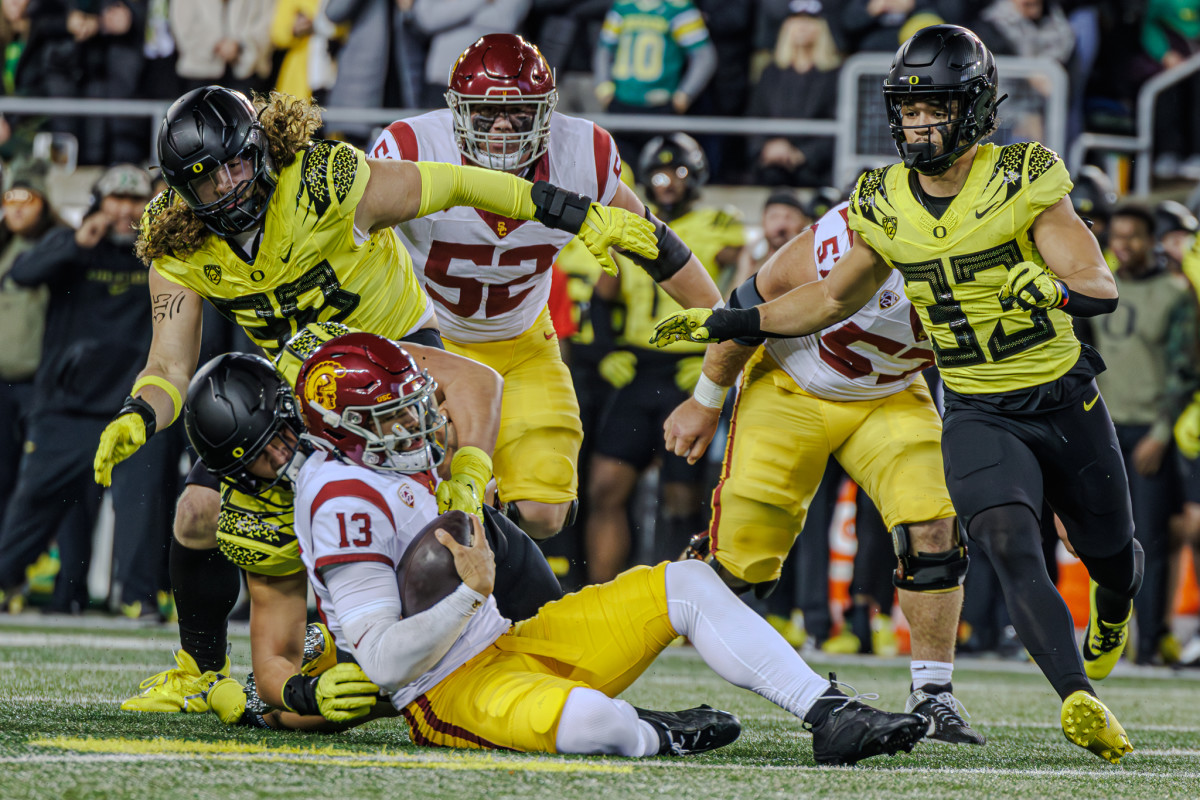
[905,683,986,745]
[806,675,927,765]
[636,704,741,756]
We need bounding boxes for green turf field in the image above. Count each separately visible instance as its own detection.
[2,616,1198,800]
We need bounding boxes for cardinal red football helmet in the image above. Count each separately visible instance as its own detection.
[445,33,557,172]
[296,333,446,473]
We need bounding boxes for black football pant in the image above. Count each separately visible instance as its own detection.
[0,379,35,528]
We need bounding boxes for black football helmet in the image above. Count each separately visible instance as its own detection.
[1070,165,1117,224]
[883,25,1004,176]
[184,352,306,496]
[637,132,709,218]
[157,86,277,237]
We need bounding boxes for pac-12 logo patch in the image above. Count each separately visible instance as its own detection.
[878,290,900,309]
[398,484,416,508]
[204,264,222,284]
[883,216,898,239]
[304,361,346,410]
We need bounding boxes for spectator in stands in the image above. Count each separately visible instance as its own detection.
[0,160,55,529]
[527,0,610,83]
[1082,203,1197,665]
[838,0,956,53]
[734,189,812,285]
[323,0,426,145]
[412,0,531,108]
[270,0,340,102]
[170,0,274,95]
[746,0,841,188]
[1135,0,1200,180]
[0,164,160,616]
[593,0,715,159]
[68,0,148,164]
[1070,163,1118,252]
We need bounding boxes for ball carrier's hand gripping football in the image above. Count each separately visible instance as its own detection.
[398,509,495,616]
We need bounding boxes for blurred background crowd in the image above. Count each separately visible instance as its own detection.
[3,0,1200,675]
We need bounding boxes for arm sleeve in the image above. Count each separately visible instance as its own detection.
[8,227,78,286]
[1158,292,1200,441]
[593,15,618,85]
[676,40,717,100]
[324,560,485,693]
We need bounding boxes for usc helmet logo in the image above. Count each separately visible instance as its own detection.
[304,361,346,410]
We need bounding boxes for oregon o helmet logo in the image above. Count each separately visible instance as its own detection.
[907,75,920,85]
[232,447,245,458]
[191,163,204,173]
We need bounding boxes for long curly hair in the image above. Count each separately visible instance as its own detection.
[136,92,324,265]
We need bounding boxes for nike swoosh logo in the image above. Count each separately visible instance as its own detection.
[1083,392,1100,411]
[975,201,1000,219]
[280,243,293,263]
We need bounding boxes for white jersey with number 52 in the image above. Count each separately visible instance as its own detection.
[370,110,622,343]
[765,202,935,401]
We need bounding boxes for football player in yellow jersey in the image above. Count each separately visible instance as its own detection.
[652,25,1140,764]
[586,134,742,582]
[95,85,654,714]
[122,324,563,728]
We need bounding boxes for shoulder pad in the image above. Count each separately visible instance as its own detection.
[850,165,892,225]
[142,188,176,226]
[299,140,360,215]
[1024,142,1062,183]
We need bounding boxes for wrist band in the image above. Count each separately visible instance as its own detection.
[693,372,729,410]
[132,376,183,425]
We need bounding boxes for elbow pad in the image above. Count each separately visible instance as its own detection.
[622,210,692,282]
[727,274,767,347]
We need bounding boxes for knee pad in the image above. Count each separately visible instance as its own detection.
[891,523,969,592]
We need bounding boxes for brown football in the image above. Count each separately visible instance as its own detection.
[397,510,473,616]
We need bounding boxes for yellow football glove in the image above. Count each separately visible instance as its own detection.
[93,413,148,487]
[598,350,637,388]
[578,203,659,277]
[651,308,717,348]
[998,261,1066,310]
[435,445,492,517]
[1175,395,1200,460]
[674,355,705,393]
[314,662,379,722]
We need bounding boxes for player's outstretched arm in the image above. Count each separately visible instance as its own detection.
[357,159,658,275]
[663,227,827,462]
[651,240,889,347]
[403,343,503,517]
[93,268,202,486]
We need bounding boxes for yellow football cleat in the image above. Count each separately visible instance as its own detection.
[871,613,900,658]
[1081,580,1131,680]
[821,629,862,655]
[120,650,231,713]
[1061,690,1133,763]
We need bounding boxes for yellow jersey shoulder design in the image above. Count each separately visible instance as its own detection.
[148,141,428,355]
[848,142,1078,394]
[216,484,301,577]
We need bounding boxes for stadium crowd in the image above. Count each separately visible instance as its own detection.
[1,0,1200,751]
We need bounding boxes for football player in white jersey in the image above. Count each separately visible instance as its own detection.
[369,33,724,541]
[291,331,928,764]
[661,203,983,746]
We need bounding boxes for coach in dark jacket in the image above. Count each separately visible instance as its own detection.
[0,164,170,615]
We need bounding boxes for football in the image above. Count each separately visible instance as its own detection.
[397,509,473,616]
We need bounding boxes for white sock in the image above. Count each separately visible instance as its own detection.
[664,560,829,719]
[910,660,954,690]
[554,688,659,757]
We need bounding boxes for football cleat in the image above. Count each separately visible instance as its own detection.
[1081,580,1131,680]
[821,629,862,655]
[1061,690,1133,764]
[905,683,986,745]
[635,704,741,756]
[120,650,230,713]
[806,675,927,765]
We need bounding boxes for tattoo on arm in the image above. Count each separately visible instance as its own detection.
[152,292,187,323]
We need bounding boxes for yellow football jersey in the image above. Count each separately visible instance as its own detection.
[618,206,743,353]
[146,140,429,355]
[849,142,1078,394]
